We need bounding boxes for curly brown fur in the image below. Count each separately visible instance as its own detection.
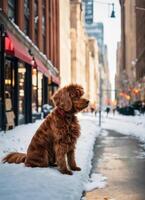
[2,84,89,175]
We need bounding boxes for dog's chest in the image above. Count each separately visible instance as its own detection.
[66,119,79,143]
[58,118,78,143]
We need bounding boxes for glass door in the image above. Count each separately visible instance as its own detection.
[18,62,26,124]
[5,59,13,98]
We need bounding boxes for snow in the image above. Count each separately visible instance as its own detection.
[0,114,100,200]
[84,173,107,192]
[0,112,145,199]
[101,113,145,143]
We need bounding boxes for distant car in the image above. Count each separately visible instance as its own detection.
[42,104,53,118]
[118,105,135,116]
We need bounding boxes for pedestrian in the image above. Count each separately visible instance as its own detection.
[141,102,145,115]
[90,106,95,114]
[95,109,98,116]
[106,106,110,117]
[112,107,116,115]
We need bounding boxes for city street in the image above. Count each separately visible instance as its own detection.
[86,129,145,200]
[0,1,145,199]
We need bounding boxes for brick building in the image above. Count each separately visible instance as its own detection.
[0,0,60,130]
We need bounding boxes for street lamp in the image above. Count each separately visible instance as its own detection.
[110,3,115,18]
[94,1,116,18]
[99,64,103,126]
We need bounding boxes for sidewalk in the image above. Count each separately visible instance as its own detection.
[83,113,145,199]
[0,114,100,200]
[86,129,145,200]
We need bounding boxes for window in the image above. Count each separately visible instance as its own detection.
[18,62,26,124]
[42,1,46,53]
[34,0,38,45]
[38,72,42,112]
[5,60,13,97]
[32,68,38,113]
[8,0,16,22]
[24,0,30,35]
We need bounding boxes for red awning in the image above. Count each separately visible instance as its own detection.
[34,57,50,78]
[5,31,32,65]
[5,31,60,83]
[35,58,60,84]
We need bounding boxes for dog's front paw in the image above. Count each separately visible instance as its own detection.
[71,166,81,171]
[60,169,73,175]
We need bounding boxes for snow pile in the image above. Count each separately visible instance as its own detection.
[84,173,107,192]
[102,113,145,143]
[0,114,100,200]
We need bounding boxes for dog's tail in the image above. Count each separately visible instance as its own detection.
[2,152,26,164]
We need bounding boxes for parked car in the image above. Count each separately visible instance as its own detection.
[42,104,53,118]
[118,105,135,116]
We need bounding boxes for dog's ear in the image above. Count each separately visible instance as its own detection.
[52,89,72,111]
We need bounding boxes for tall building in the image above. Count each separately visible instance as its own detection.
[70,0,87,90]
[85,22,104,63]
[70,0,99,107]
[84,0,93,24]
[0,0,60,130]
[85,20,111,107]
[59,0,71,86]
[117,0,145,106]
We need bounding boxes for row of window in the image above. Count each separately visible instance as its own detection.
[5,58,43,124]
[7,0,46,53]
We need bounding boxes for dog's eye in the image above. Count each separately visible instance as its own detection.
[70,93,75,98]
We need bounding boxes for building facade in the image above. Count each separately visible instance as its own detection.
[85,21,111,108]
[87,38,99,107]
[70,0,87,91]
[0,0,60,130]
[84,0,93,24]
[116,0,145,106]
[70,0,99,107]
[59,0,71,87]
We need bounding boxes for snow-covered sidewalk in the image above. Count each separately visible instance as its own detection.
[0,112,145,200]
[0,114,100,200]
[102,113,145,143]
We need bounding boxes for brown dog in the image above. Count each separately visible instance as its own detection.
[2,84,89,175]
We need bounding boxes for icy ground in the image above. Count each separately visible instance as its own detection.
[0,112,145,200]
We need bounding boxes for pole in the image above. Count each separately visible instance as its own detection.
[99,65,102,126]
[0,24,6,130]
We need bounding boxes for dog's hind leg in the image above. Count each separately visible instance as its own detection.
[25,150,49,168]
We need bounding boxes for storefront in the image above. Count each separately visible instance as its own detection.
[0,22,59,131]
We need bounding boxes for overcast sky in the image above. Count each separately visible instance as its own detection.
[94,0,121,94]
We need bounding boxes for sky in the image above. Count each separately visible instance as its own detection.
[93,0,121,94]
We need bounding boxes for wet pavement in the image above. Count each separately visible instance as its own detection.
[85,130,145,200]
